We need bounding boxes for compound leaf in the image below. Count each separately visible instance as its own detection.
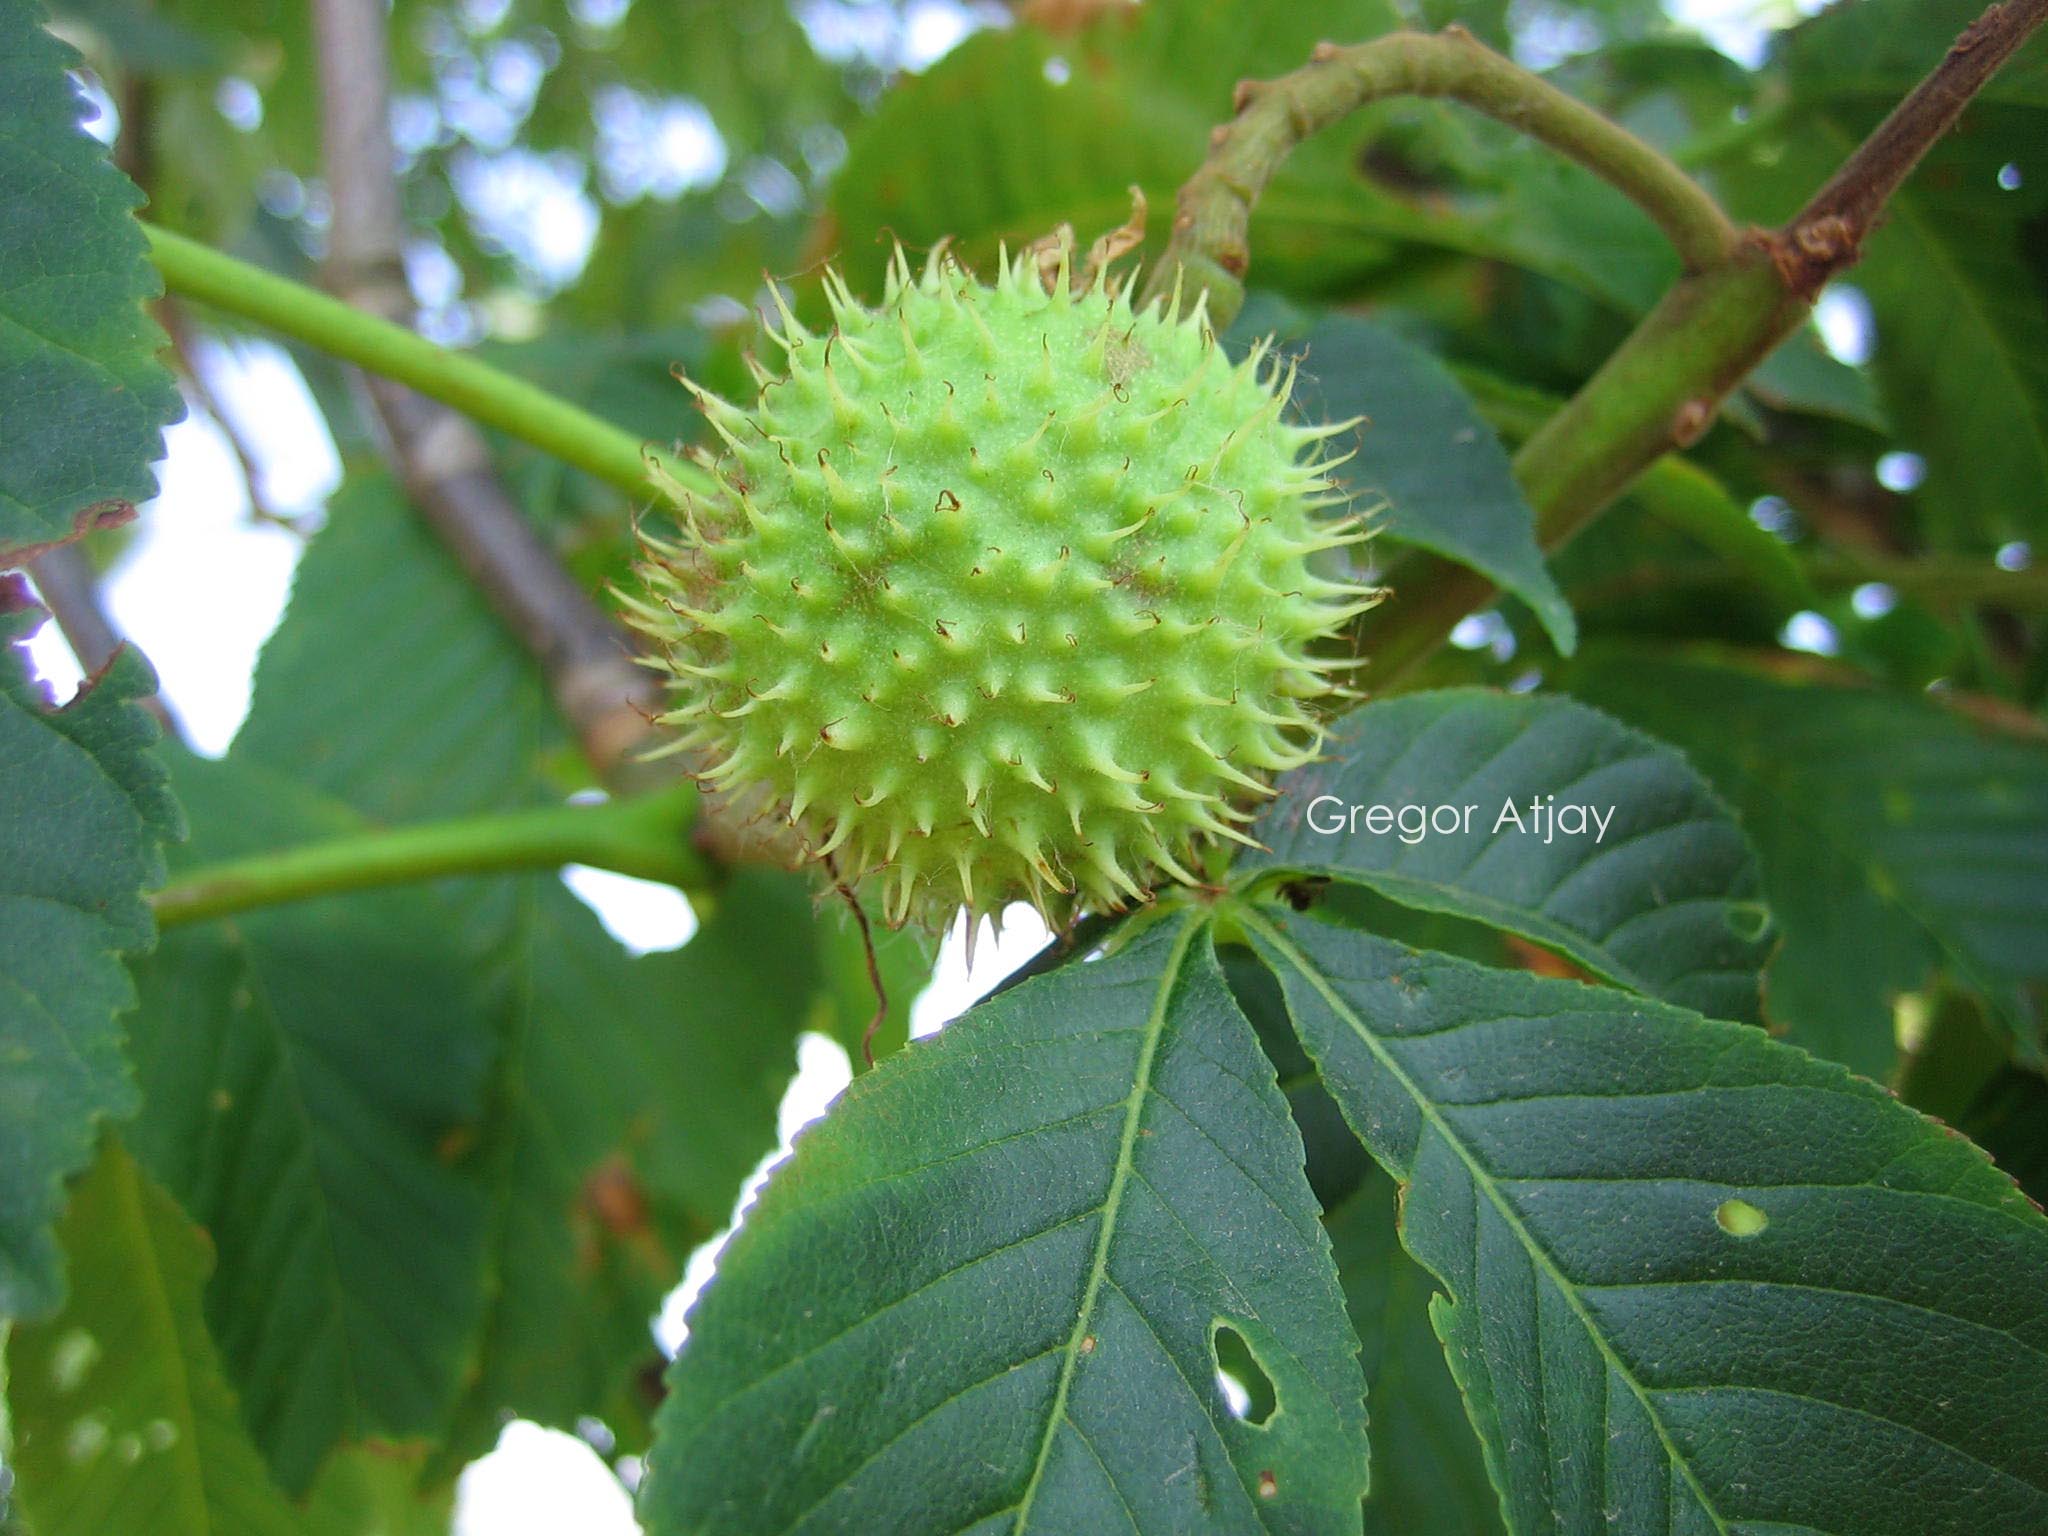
[640,913,1368,1534]
[1244,906,2048,1536]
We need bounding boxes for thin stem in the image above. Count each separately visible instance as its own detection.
[1142,26,1737,328]
[824,852,888,1068]
[1777,0,2048,295]
[152,783,710,929]
[142,224,712,503]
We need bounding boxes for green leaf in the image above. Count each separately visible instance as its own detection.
[1228,945,1500,1533]
[1781,0,2048,109]
[1242,305,1574,653]
[455,868,825,1446]
[233,471,564,826]
[124,751,500,1493]
[1329,1172,1505,1536]
[640,913,1368,1534]
[223,472,819,1456]
[1447,364,1812,618]
[6,1140,298,1536]
[1565,651,2048,1078]
[301,1444,451,1536]
[1818,110,2048,549]
[1899,996,2048,1210]
[0,0,183,565]
[1747,327,1886,433]
[824,0,1403,296]
[1240,688,1769,1024]
[0,593,178,1319]
[1243,905,2048,1536]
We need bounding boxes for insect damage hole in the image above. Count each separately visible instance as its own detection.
[1715,1197,1769,1238]
[1211,1321,1278,1427]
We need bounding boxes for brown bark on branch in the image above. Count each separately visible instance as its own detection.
[1769,0,2048,295]
[310,0,668,789]
[1147,3,2047,688]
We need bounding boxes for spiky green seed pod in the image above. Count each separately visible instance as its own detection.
[626,247,1376,931]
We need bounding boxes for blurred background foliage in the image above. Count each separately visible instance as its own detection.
[46,0,2046,696]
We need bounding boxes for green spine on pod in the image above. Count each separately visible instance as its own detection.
[625,247,1376,931]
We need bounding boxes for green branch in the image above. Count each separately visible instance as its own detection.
[151,783,712,929]
[1141,26,1737,329]
[142,223,715,502]
[1149,3,2046,687]
[1359,257,1806,682]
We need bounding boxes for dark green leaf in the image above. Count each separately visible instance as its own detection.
[1329,1172,1505,1536]
[0,0,183,565]
[455,868,824,1446]
[233,472,564,826]
[1566,651,2048,1078]
[1231,932,1500,1532]
[6,1140,298,1536]
[824,0,1405,296]
[1241,688,1769,1023]
[640,913,1368,1534]
[1446,364,1811,618]
[1899,996,2048,1209]
[1819,111,2048,548]
[1246,307,1574,653]
[1244,906,2048,1536]
[1781,0,2048,109]
[0,594,178,1319]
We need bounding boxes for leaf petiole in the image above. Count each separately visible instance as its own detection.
[140,223,716,503]
[150,781,712,928]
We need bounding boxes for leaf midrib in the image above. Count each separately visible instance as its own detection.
[1240,907,1734,1536]
[1010,911,1202,1533]
[220,917,366,1446]
[110,1153,214,1536]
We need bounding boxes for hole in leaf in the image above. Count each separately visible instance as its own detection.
[1715,1198,1769,1238]
[1212,1323,1277,1426]
[1724,901,1771,943]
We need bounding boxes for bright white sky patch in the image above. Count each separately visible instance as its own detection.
[910,904,1055,1038]
[454,1422,640,1535]
[560,866,700,952]
[1814,286,1875,367]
